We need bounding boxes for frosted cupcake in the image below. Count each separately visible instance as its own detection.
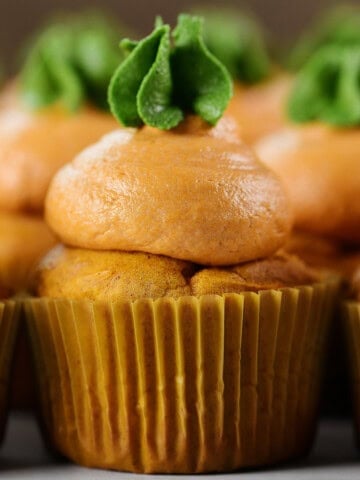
[0,13,130,408]
[255,14,360,417]
[26,15,339,473]
[0,14,127,290]
[256,8,360,246]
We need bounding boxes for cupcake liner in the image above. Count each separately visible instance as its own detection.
[343,302,360,439]
[25,279,338,473]
[0,300,21,442]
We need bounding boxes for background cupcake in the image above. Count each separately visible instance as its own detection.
[0,12,131,409]
[254,8,360,417]
[0,12,129,291]
[255,6,360,246]
[25,15,339,473]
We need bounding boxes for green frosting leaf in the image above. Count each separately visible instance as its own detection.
[288,44,360,126]
[20,14,128,111]
[171,15,232,125]
[288,5,360,70]
[193,8,270,83]
[138,26,184,129]
[108,14,232,130]
[109,25,183,129]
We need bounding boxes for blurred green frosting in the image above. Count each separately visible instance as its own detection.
[288,44,360,126]
[288,5,360,70]
[194,8,271,83]
[108,14,233,130]
[20,13,128,111]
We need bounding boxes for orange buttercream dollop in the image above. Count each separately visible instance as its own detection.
[45,115,293,266]
[256,123,360,244]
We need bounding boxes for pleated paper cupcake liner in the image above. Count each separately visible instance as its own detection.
[25,279,338,473]
[0,300,20,442]
[343,301,360,440]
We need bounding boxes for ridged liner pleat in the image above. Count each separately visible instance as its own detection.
[344,302,360,440]
[0,300,20,442]
[25,280,338,473]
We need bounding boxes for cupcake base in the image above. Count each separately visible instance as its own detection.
[25,280,338,473]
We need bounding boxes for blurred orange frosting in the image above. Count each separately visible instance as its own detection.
[226,73,293,144]
[256,123,360,244]
[46,115,293,266]
[0,83,118,213]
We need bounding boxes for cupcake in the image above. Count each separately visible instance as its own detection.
[25,15,339,473]
[255,21,360,418]
[0,13,128,288]
[195,7,292,144]
[255,10,360,245]
[0,13,129,408]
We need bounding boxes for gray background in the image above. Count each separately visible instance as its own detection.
[1,0,342,72]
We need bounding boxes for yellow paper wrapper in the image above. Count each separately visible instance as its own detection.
[343,301,360,439]
[25,280,338,473]
[0,300,20,441]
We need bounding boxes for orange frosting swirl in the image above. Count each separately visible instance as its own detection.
[46,116,292,266]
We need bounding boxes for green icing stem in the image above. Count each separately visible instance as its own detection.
[288,5,360,70]
[20,15,126,111]
[288,44,360,127]
[172,15,233,125]
[108,14,233,130]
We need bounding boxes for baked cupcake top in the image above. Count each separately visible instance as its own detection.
[35,246,319,301]
[284,231,360,282]
[45,15,293,266]
[0,14,128,212]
